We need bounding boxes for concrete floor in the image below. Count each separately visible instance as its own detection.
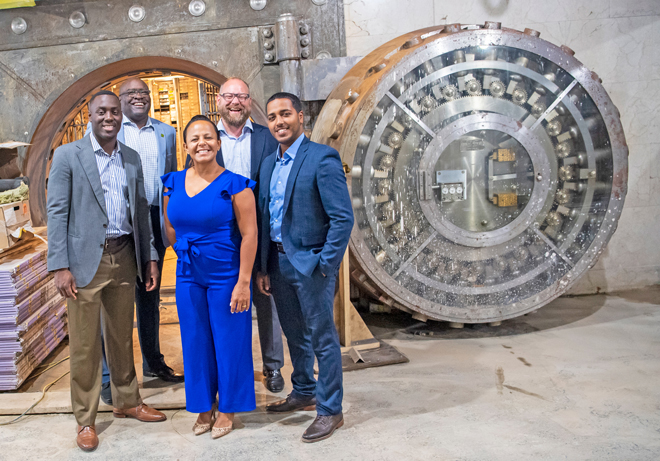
[1,280,659,459]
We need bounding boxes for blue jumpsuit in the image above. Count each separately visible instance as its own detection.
[161,169,256,414]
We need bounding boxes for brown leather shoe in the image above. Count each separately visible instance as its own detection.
[76,425,98,452]
[113,403,166,422]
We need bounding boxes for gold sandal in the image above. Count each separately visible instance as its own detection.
[192,406,216,436]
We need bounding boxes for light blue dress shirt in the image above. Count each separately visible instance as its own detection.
[89,132,132,238]
[269,133,305,242]
[218,119,253,178]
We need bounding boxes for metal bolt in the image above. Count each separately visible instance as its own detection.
[69,11,86,29]
[188,0,206,16]
[262,28,273,38]
[128,5,146,22]
[11,17,27,35]
[301,49,310,59]
[300,37,310,47]
[299,24,309,35]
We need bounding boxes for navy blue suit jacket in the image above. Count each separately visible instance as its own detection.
[257,136,354,278]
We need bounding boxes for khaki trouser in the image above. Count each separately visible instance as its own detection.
[67,239,142,426]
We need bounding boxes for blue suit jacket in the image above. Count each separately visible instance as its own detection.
[257,136,354,278]
[86,118,177,247]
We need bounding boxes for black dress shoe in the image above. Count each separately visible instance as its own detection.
[143,365,184,383]
[302,413,344,443]
[263,369,285,393]
[100,382,113,406]
[266,393,316,413]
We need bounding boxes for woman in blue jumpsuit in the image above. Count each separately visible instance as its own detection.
[162,115,258,439]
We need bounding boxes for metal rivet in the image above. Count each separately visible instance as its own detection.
[264,41,274,50]
[188,0,206,16]
[483,21,501,30]
[560,45,575,56]
[128,5,146,22]
[316,51,332,59]
[300,24,309,35]
[262,28,273,38]
[301,49,310,59]
[212,61,218,66]
[300,37,310,47]
[481,220,488,226]
[250,0,267,10]
[11,17,27,35]
[536,172,543,181]
[69,11,86,29]
[264,53,275,62]
[311,0,327,5]
[346,89,359,103]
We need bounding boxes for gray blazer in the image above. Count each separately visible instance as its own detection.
[86,117,177,247]
[47,135,158,288]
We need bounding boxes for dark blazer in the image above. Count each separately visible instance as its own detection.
[86,118,177,247]
[47,135,158,287]
[257,136,354,278]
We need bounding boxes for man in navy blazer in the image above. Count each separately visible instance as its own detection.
[256,93,354,443]
[184,77,286,393]
[87,78,181,404]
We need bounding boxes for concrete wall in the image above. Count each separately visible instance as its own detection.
[343,0,660,295]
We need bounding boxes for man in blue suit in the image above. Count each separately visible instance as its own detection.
[87,78,182,405]
[256,92,354,443]
[184,77,286,393]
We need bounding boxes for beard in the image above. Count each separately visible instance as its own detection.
[219,105,250,128]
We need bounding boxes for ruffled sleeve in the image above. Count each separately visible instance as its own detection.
[161,171,177,197]
[219,172,257,199]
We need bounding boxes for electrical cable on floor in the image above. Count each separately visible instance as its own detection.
[0,356,70,426]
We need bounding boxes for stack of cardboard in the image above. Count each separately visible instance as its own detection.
[0,242,67,390]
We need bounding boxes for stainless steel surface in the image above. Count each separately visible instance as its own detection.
[312,24,628,323]
[0,0,346,225]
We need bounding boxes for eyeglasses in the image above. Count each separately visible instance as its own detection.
[219,93,250,102]
[119,89,151,98]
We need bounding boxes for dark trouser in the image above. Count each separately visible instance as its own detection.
[268,244,343,416]
[102,206,166,384]
[253,278,284,372]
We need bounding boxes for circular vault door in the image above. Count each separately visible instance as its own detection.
[312,23,628,323]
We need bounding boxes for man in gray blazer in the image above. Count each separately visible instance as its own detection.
[86,78,182,406]
[48,91,166,452]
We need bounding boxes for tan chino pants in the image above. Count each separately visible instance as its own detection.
[67,240,142,426]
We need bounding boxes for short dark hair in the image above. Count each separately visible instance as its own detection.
[267,92,303,113]
[89,90,119,107]
[183,114,219,143]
